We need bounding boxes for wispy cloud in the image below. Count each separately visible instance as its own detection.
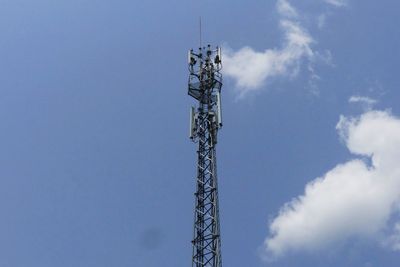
[263,110,400,258]
[223,0,313,96]
[276,0,298,18]
[349,95,378,110]
[384,223,400,251]
[317,14,327,29]
[325,0,347,7]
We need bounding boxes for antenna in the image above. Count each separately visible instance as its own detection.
[189,106,196,139]
[217,91,222,127]
[199,17,202,48]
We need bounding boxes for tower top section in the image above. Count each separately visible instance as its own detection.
[188,45,222,104]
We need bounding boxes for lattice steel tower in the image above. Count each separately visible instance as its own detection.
[188,44,223,267]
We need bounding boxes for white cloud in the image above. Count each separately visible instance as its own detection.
[264,110,400,258]
[222,1,313,96]
[325,0,347,7]
[222,0,348,96]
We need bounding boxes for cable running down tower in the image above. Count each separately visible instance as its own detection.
[188,44,223,267]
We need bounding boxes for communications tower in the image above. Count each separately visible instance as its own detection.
[188,44,223,267]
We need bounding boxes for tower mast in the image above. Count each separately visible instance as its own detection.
[188,44,223,267]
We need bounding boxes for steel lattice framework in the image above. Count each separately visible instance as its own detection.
[188,45,223,267]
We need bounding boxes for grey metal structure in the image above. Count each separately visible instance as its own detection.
[188,44,223,267]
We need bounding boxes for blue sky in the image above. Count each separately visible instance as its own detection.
[1,0,400,266]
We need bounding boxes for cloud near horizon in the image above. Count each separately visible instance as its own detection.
[264,110,400,258]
